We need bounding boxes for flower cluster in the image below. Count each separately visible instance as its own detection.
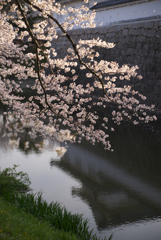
[0,0,157,152]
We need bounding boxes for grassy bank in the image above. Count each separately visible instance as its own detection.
[0,165,107,240]
[0,197,78,240]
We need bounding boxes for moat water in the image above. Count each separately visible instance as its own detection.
[0,112,161,240]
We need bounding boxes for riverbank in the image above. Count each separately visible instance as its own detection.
[0,165,104,240]
[0,197,78,240]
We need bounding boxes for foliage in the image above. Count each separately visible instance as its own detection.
[0,0,157,151]
[0,197,79,240]
[0,164,31,194]
[0,165,102,240]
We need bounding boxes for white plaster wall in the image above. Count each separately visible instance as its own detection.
[54,0,161,28]
[94,0,161,26]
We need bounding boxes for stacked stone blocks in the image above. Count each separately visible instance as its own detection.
[51,19,161,111]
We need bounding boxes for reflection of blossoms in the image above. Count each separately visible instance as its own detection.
[9,138,20,149]
[34,140,46,151]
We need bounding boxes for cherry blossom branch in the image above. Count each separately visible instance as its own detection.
[15,0,109,120]
[22,0,112,99]
[35,46,61,117]
[15,0,40,48]
[16,0,64,118]
[13,0,93,127]
[0,0,157,152]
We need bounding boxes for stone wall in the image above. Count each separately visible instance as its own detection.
[52,18,161,111]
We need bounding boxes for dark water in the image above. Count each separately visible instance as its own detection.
[0,112,161,239]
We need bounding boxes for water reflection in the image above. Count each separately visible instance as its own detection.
[50,122,161,238]
[51,141,161,228]
[1,107,161,239]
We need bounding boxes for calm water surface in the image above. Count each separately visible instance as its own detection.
[0,115,161,240]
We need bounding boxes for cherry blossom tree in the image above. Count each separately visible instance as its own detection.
[0,0,157,152]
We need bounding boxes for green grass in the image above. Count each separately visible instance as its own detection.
[1,190,97,240]
[0,165,100,240]
[0,165,112,240]
[0,165,31,194]
[0,197,79,240]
